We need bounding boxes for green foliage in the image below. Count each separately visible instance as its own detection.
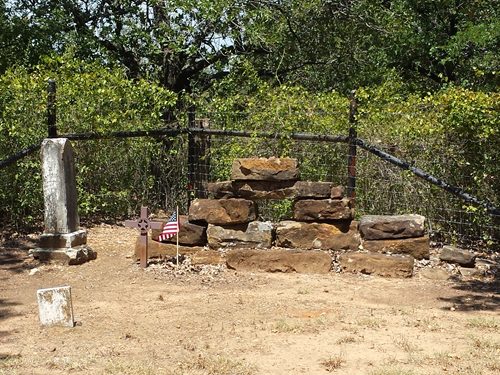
[0,53,176,227]
[3,0,498,94]
[198,70,350,183]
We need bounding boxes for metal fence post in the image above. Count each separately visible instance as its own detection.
[187,109,210,208]
[47,79,57,138]
[347,90,358,206]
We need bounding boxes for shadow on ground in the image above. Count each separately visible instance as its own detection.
[0,298,22,340]
[0,236,39,274]
[438,276,500,312]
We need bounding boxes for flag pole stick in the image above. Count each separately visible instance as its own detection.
[176,205,179,268]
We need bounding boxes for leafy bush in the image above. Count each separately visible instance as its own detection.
[0,54,176,228]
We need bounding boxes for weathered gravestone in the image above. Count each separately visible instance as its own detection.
[31,138,96,264]
[37,286,74,327]
[125,206,163,268]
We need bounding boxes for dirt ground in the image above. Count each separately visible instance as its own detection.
[1,225,499,375]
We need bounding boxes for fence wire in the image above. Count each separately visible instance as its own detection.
[1,94,498,250]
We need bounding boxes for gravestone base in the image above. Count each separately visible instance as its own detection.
[31,244,96,265]
[38,229,87,248]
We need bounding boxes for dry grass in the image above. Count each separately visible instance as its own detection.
[173,354,257,375]
[393,335,421,354]
[369,368,417,375]
[320,354,344,372]
[272,319,298,333]
[336,335,357,344]
[466,317,499,330]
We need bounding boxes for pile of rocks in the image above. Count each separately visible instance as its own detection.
[141,157,360,273]
[338,214,429,277]
[137,157,492,279]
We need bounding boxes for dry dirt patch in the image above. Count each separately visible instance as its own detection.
[1,225,499,375]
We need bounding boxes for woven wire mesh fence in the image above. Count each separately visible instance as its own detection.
[187,128,350,222]
[1,76,498,251]
[186,111,499,251]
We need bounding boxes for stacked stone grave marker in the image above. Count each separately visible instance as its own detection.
[152,157,354,273]
[31,138,96,264]
[338,214,430,277]
[142,157,430,277]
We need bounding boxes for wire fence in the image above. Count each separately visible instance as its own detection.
[184,120,499,250]
[1,84,498,250]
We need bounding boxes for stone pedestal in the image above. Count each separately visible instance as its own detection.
[31,138,96,265]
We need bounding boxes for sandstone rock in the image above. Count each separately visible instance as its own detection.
[208,180,296,199]
[208,180,342,200]
[458,267,483,277]
[231,157,299,181]
[188,198,256,225]
[419,268,450,281]
[38,229,87,249]
[207,221,273,249]
[294,181,343,199]
[135,237,202,260]
[207,180,235,198]
[276,220,359,250]
[362,236,430,260]
[339,252,414,277]
[330,186,344,199]
[439,245,475,267]
[226,249,331,274]
[151,216,206,245]
[358,215,425,240]
[293,198,353,221]
[191,250,225,265]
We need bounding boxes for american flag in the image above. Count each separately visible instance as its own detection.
[158,211,179,242]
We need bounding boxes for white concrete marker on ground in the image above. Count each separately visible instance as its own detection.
[36,286,74,327]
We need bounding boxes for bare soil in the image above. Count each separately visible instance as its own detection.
[1,225,499,375]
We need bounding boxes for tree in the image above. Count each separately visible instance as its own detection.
[5,1,274,96]
[245,0,499,92]
[2,0,497,98]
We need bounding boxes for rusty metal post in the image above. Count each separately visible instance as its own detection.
[347,90,358,207]
[187,109,210,208]
[47,79,57,138]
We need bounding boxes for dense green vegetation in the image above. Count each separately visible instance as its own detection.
[0,1,498,245]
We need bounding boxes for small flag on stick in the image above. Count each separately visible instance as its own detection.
[158,210,180,242]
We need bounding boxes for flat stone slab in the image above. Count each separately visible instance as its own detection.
[30,246,96,265]
[151,216,206,245]
[231,157,299,181]
[439,245,475,267]
[339,252,414,278]
[419,268,450,280]
[208,180,343,200]
[191,250,225,265]
[135,237,203,259]
[226,249,331,274]
[38,229,87,249]
[358,215,425,240]
[362,236,430,260]
[276,220,359,250]
[189,198,256,225]
[293,199,354,221]
[37,286,74,327]
[207,221,273,249]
